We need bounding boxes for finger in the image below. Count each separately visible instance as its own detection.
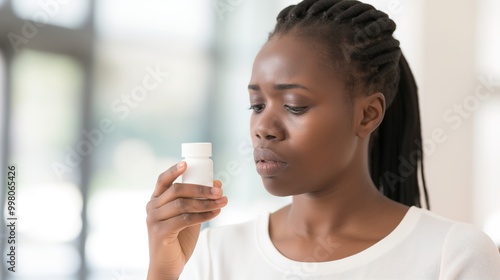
[164,209,223,233]
[152,161,186,198]
[154,183,223,209]
[151,196,228,222]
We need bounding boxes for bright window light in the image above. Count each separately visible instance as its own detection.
[95,0,213,44]
[476,0,500,77]
[11,49,84,184]
[12,0,90,29]
[16,244,80,278]
[86,190,151,274]
[9,49,84,278]
[17,183,82,242]
[474,96,500,243]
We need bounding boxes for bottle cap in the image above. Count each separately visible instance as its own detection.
[182,142,212,158]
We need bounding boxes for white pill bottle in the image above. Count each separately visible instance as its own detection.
[181,143,213,187]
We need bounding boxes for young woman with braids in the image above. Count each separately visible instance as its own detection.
[146,0,500,279]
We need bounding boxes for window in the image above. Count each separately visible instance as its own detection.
[12,0,90,29]
[95,0,213,45]
[86,1,215,278]
[474,95,500,246]
[2,0,218,277]
[476,0,500,78]
[1,1,91,279]
[86,42,214,280]
[474,0,500,245]
[10,49,84,279]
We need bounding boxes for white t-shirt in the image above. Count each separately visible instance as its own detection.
[180,206,500,279]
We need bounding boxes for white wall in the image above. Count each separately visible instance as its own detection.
[419,0,486,224]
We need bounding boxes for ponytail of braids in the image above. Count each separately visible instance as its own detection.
[369,54,429,208]
[270,0,430,208]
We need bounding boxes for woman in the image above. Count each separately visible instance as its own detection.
[146,0,500,279]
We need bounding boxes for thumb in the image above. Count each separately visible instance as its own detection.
[213,180,223,189]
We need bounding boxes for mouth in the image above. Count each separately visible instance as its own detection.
[255,160,288,177]
[254,148,288,177]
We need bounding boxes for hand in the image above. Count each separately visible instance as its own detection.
[146,161,228,280]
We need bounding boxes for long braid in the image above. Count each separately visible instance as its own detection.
[270,0,430,208]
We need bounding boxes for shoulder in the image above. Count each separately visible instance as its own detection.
[443,221,498,250]
[414,208,496,246]
[412,207,496,249]
[410,208,500,278]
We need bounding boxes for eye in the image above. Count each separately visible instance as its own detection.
[248,104,265,113]
[285,105,308,114]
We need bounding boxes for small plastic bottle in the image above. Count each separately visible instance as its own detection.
[181,143,213,187]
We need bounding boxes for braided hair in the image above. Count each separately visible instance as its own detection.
[270,0,430,208]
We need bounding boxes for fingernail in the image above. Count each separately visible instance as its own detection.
[215,197,227,204]
[211,187,222,195]
[178,161,185,169]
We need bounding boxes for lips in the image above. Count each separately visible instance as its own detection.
[254,148,288,177]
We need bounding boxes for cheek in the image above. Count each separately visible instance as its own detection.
[291,110,356,171]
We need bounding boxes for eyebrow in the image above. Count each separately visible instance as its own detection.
[248,83,310,91]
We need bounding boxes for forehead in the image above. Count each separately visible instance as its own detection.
[250,35,344,92]
[252,35,322,80]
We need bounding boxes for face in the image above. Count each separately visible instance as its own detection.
[249,34,361,196]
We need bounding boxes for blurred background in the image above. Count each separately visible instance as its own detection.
[0,0,498,279]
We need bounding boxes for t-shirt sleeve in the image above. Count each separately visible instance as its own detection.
[178,228,211,280]
[439,222,500,279]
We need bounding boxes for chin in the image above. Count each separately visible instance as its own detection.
[261,178,302,197]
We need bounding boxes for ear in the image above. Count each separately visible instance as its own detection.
[354,92,386,138]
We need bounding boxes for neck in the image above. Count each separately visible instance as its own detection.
[277,139,408,240]
[287,171,386,237]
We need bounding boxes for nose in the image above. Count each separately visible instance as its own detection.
[253,109,285,141]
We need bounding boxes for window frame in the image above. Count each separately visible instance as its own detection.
[0,1,95,279]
